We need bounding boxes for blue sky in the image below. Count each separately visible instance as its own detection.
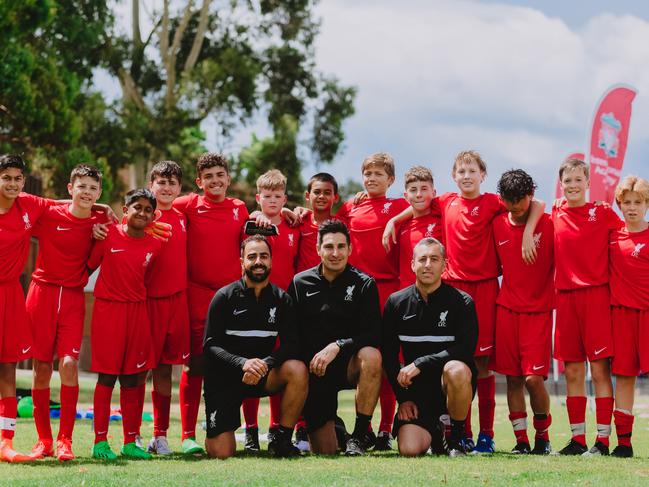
[107,1,649,204]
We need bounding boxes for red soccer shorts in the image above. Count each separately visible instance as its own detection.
[187,282,218,357]
[447,278,498,357]
[611,306,649,377]
[493,306,552,378]
[376,279,400,314]
[0,280,32,363]
[554,285,613,362]
[147,290,190,365]
[25,281,85,362]
[91,298,154,375]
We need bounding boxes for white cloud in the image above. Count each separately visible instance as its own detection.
[311,0,649,203]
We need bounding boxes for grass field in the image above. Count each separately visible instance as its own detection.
[3,372,649,486]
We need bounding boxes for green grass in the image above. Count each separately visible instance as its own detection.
[3,372,649,486]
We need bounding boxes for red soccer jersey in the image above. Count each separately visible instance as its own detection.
[296,212,321,273]
[552,201,622,290]
[267,220,300,290]
[174,193,249,290]
[0,193,51,283]
[609,226,649,310]
[438,192,505,282]
[336,196,410,280]
[88,225,162,302]
[31,205,109,288]
[146,208,188,297]
[493,213,555,312]
[397,212,443,289]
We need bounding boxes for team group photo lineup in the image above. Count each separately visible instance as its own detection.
[1,147,648,464]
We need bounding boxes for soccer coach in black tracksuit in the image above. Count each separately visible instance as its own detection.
[203,235,308,459]
[288,219,383,456]
[383,237,478,457]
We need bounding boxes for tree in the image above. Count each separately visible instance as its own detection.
[102,0,356,190]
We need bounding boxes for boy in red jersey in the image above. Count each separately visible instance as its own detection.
[553,158,622,456]
[27,164,108,461]
[493,170,554,455]
[144,161,190,456]
[384,150,543,453]
[173,153,249,455]
[296,173,339,273]
[336,153,410,450]
[87,188,162,461]
[608,175,649,458]
[396,166,442,289]
[241,169,301,450]
[0,155,53,463]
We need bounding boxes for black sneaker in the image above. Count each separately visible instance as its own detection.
[511,442,531,454]
[447,439,466,458]
[268,436,302,458]
[361,430,377,451]
[334,416,350,451]
[344,437,366,456]
[294,426,310,452]
[611,444,633,458]
[582,441,609,457]
[558,439,588,456]
[267,426,280,446]
[531,438,552,455]
[460,435,475,453]
[244,427,260,452]
[374,431,393,451]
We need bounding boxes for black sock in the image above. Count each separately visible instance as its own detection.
[278,425,293,442]
[450,418,465,443]
[352,413,372,439]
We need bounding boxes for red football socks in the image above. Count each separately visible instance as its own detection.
[58,384,79,440]
[242,397,260,429]
[32,388,53,441]
[0,397,17,440]
[477,375,496,437]
[614,409,634,447]
[533,413,551,441]
[152,390,171,437]
[269,394,282,430]
[93,383,113,443]
[464,402,473,437]
[595,396,614,446]
[509,411,529,444]
[120,386,140,445]
[379,375,396,433]
[566,395,587,446]
[179,371,202,440]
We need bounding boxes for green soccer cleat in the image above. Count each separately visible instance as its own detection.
[121,442,152,459]
[92,441,118,461]
[182,437,204,455]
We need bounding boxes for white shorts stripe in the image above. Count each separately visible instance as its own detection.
[398,335,455,343]
[225,329,278,338]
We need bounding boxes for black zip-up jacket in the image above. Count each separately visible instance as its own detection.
[382,282,478,403]
[288,264,381,362]
[203,278,299,371]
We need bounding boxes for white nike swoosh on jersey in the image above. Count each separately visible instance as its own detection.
[182,353,190,360]
[233,309,247,315]
[56,226,71,231]
[479,345,493,352]
[594,347,607,355]
[306,290,320,297]
[197,209,209,213]
[110,248,125,253]
[498,240,509,246]
[532,364,545,371]
[136,361,147,368]
[22,346,32,354]
[72,348,80,354]
[302,232,314,236]
[402,314,417,320]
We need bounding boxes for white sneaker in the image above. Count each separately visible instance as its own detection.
[148,436,173,456]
